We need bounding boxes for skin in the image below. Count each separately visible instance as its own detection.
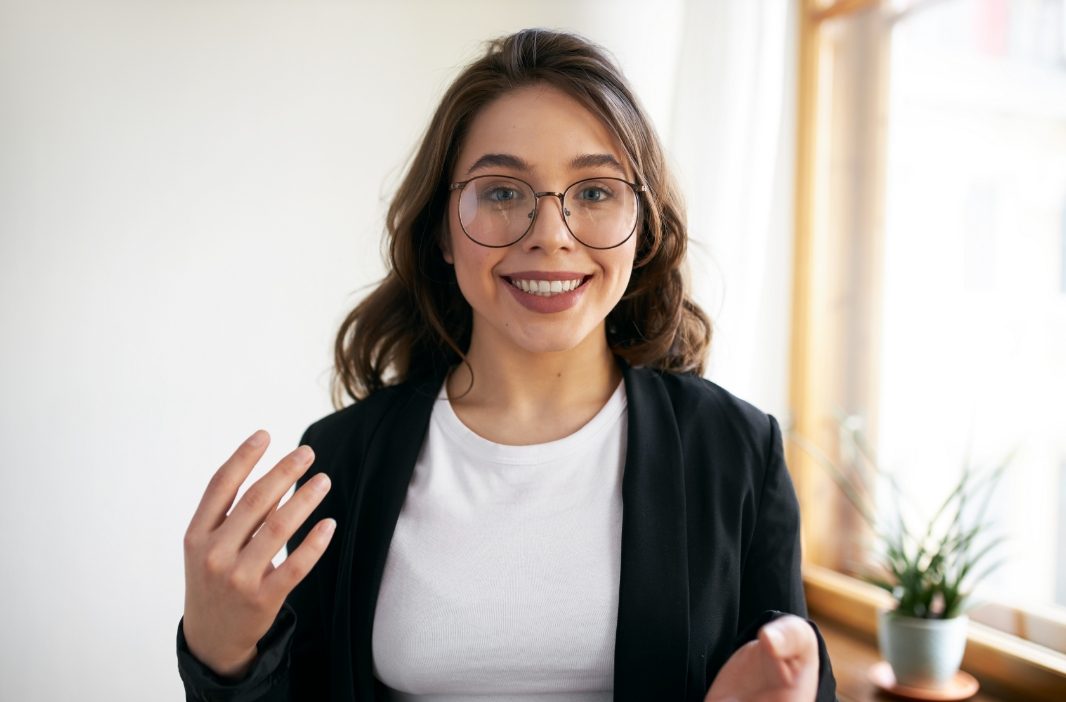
[181,81,819,700]
[704,615,820,702]
[442,83,635,445]
[182,432,334,678]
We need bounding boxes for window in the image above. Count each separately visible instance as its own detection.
[791,0,1066,693]
[880,0,1066,620]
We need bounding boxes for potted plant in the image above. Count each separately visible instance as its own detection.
[791,416,1011,690]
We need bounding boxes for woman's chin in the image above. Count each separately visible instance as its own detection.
[506,323,609,358]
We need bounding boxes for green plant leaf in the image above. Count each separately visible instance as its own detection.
[788,419,1014,619]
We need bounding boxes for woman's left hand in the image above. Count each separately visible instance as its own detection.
[703,614,819,702]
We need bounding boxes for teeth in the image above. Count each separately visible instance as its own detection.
[509,278,584,296]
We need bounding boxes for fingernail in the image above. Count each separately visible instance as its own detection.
[247,430,266,447]
[321,519,336,536]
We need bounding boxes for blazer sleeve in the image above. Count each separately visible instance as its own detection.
[176,422,336,702]
[176,605,296,702]
[731,414,838,702]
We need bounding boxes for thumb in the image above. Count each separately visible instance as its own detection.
[758,614,817,660]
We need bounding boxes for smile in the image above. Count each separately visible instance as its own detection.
[506,277,587,296]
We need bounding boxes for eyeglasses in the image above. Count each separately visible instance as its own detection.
[448,175,647,249]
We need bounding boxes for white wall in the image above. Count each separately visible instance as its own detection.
[0,1,793,699]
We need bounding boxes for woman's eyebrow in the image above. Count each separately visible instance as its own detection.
[465,153,530,175]
[464,152,627,177]
[569,153,626,176]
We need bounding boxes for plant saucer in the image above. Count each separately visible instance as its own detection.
[868,661,980,700]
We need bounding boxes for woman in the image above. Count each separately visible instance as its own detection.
[177,28,837,702]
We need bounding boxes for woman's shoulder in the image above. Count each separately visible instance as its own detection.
[626,366,779,454]
[299,373,442,450]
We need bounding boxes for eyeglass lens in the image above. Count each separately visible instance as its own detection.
[456,176,639,248]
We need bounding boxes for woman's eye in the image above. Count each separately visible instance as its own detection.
[482,186,521,202]
[575,186,612,202]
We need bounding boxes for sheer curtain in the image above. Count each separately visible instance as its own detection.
[667,0,798,419]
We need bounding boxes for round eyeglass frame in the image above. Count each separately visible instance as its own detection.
[448,174,648,250]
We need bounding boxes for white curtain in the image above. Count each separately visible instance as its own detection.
[667,0,798,419]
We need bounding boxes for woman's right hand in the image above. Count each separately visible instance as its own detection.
[181,430,337,679]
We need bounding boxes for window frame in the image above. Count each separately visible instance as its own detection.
[790,0,1066,698]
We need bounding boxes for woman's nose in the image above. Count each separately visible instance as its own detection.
[523,194,575,252]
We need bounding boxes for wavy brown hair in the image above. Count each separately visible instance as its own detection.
[332,28,711,407]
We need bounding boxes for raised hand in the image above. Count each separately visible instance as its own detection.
[181,430,337,679]
[704,614,819,702]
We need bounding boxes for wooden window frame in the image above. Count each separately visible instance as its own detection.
[790,1,1066,699]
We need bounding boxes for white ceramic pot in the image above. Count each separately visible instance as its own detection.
[878,609,969,689]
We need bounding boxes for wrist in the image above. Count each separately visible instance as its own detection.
[202,645,258,681]
[181,621,258,680]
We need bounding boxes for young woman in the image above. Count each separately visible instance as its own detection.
[178,29,837,702]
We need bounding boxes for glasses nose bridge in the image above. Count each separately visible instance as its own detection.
[530,189,569,222]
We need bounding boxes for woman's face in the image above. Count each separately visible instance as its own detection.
[444,83,639,358]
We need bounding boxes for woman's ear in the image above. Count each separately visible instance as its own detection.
[440,225,454,264]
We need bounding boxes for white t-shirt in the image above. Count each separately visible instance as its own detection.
[372,380,627,702]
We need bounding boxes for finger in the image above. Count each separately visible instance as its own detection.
[751,629,796,687]
[215,444,317,549]
[234,451,313,556]
[186,430,270,537]
[236,471,332,575]
[261,516,338,602]
[758,615,817,662]
[240,492,287,553]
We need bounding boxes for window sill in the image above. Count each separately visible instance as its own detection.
[803,564,1066,702]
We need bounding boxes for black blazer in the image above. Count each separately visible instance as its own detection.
[178,362,837,701]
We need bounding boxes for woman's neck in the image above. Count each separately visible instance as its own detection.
[445,324,622,445]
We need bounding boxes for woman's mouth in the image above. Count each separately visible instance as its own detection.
[500,273,592,313]
[504,276,590,296]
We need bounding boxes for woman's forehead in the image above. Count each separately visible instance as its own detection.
[455,84,630,178]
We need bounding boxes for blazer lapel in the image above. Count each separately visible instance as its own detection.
[339,374,443,700]
[614,364,691,700]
